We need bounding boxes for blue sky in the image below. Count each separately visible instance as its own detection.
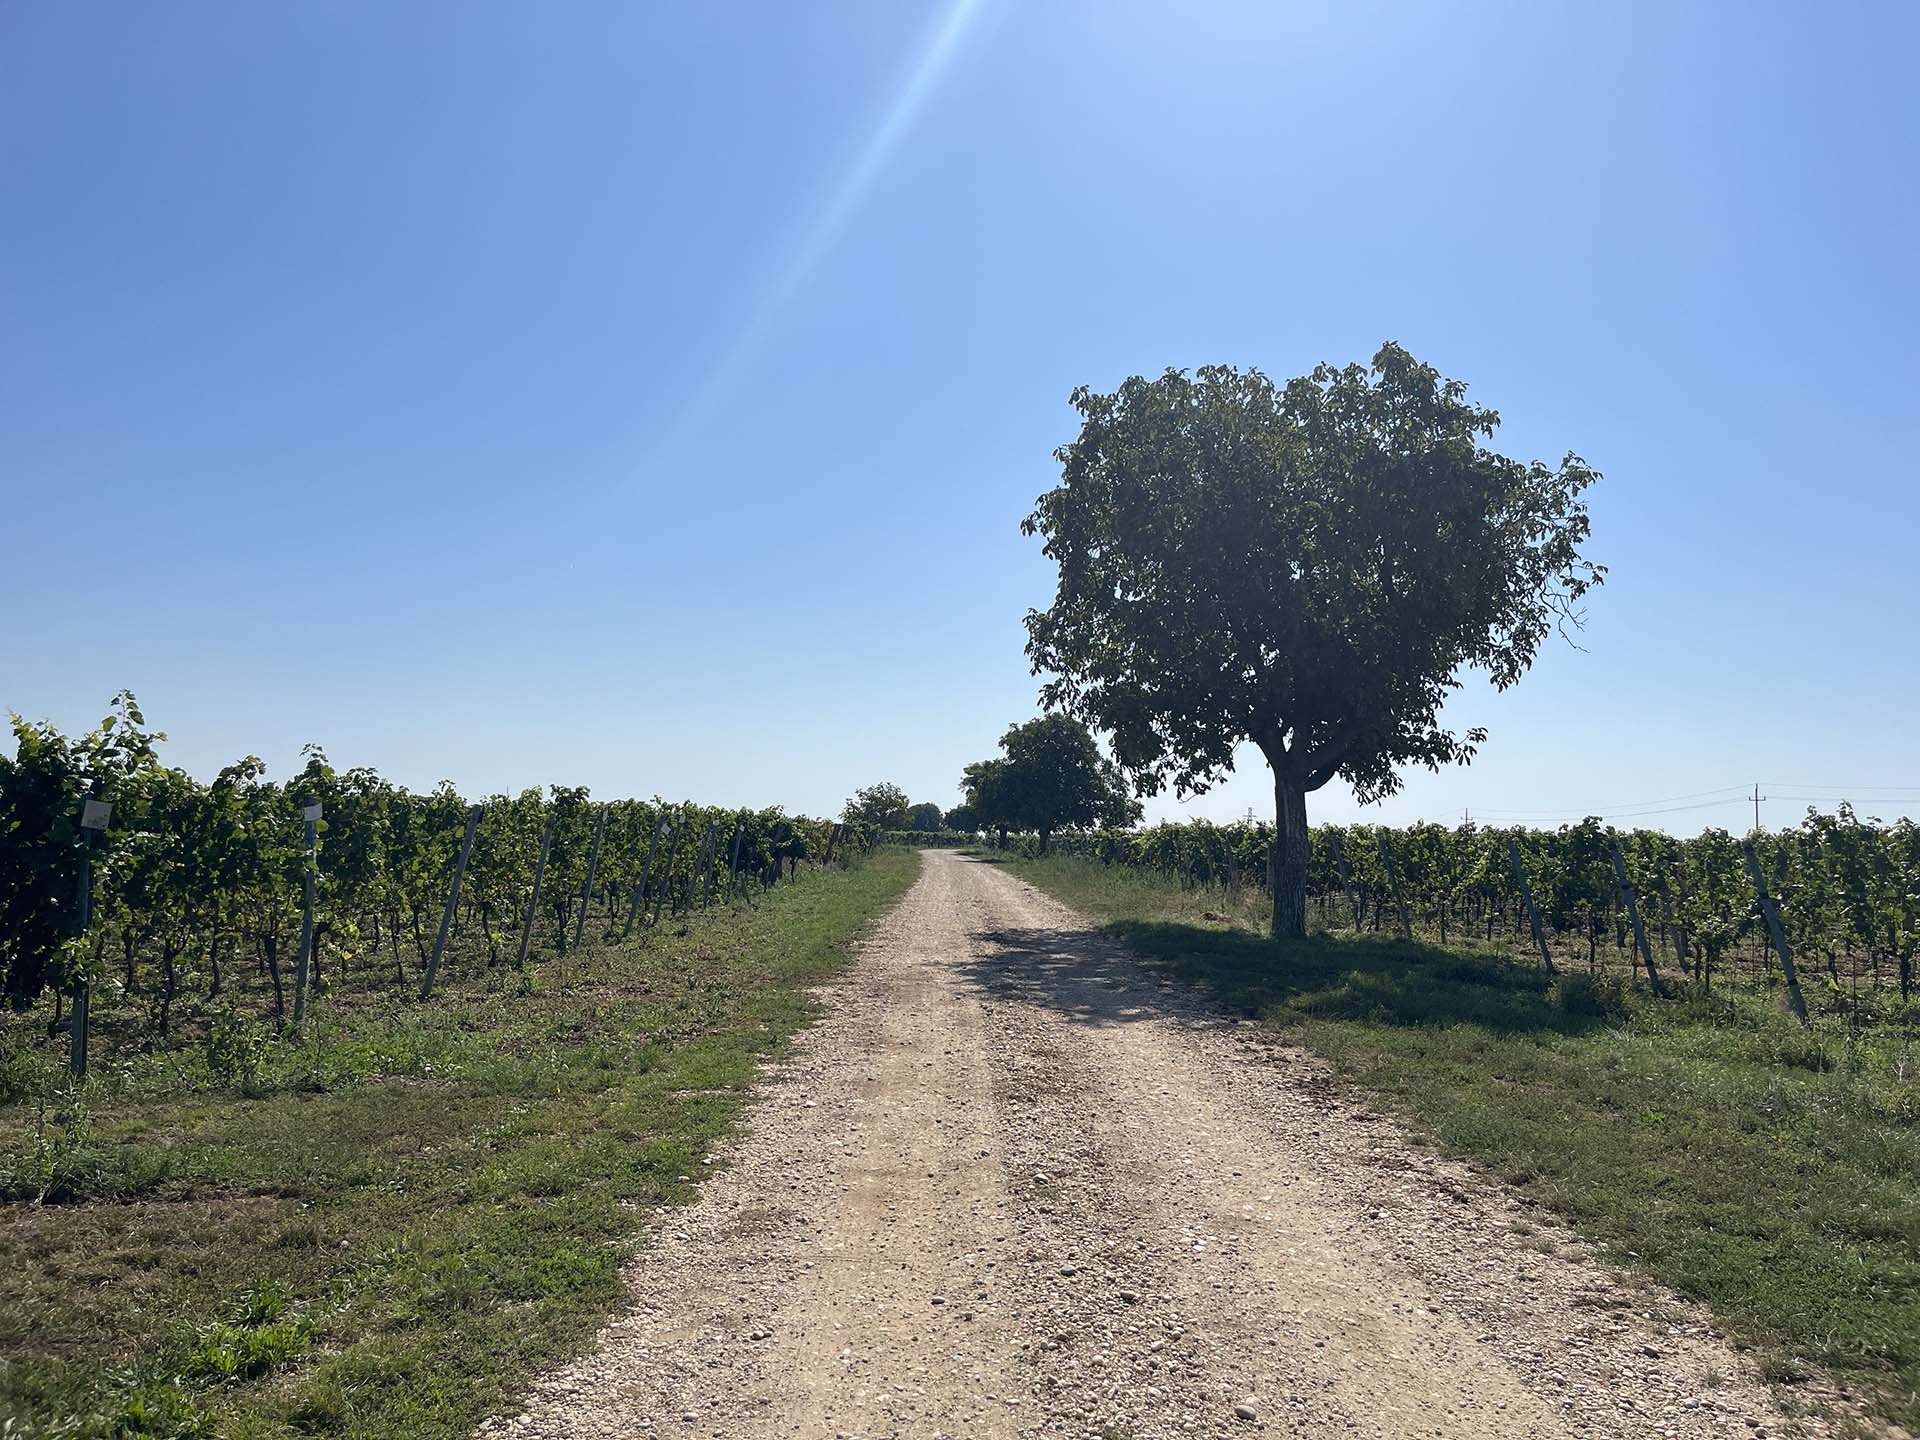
[4,1,1916,833]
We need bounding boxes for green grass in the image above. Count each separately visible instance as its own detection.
[999,852,1920,1432]
[0,850,919,1440]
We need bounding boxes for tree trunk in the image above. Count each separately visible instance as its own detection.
[159,940,179,1039]
[263,935,285,1023]
[1268,773,1310,940]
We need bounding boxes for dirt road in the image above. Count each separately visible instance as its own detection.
[487,850,1820,1440]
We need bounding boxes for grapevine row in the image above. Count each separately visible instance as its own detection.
[996,811,1920,1005]
[0,695,869,1072]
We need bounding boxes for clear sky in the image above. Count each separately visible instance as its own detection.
[4,2,1916,834]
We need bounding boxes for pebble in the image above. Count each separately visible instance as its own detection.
[481,853,1826,1440]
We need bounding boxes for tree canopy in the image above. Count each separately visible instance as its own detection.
[842,782,911,833]
[906,802,945,833]
[1022,343,1602,935]
[960,715,1139,849]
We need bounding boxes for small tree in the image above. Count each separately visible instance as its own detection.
[961,715,1139,853]
[1023,345,1602,937]
[906,802,945,833]
[944,803,980,834]
[959,760,1014,847]
[843,782,911,833]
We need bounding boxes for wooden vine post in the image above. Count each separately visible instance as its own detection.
[69,797,112,1079]
[1379,832,1413,940]
[292,802,322,1030]
[1330,830,1360,931]
[514,810,556,970]
[422,804,483,999]
[674,816,699,915]
[1507,835,1556,977]
[572,806,609,947]
[698,819,722,908]
[652,815,685,926]
[678,820,700,913]
[623,818,667,938]
[1660,890,1686,966]
[1742,839,1810,1025]
[1607,835,1663,996]
[1672,864,1695,971]
[726,818,746,901]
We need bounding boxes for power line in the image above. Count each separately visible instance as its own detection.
[1470,797,1752,825]
[1460,780,1920,826]
[1190,780,1920,829]
[1761,782,1920,794]
[1467,784,1750,818]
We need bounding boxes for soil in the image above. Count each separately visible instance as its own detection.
[484,849,1830,1439]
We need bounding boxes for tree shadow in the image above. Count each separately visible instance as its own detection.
[957,849,1010,865]
[959,924,1237,1031]
[958,914,1608,1039]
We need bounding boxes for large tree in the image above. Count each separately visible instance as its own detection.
[959,758,1015,847]
[842,782,911,833]
[961,715,1140,852]
[1022,344,1602,937]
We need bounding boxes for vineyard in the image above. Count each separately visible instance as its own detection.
[0,695,915,1439]
[984,811,1920,1014]
[0,694,871,1091]
[7,698,1920,1434]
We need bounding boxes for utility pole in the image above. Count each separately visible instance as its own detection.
[1751,782,1766,833]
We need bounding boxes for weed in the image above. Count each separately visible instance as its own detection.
[105,1379,210,1440]
[201,1010,271,1092]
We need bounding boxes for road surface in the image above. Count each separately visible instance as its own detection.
[487,849,1820,1440]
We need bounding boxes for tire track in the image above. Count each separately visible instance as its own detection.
[484,850,1831,1440]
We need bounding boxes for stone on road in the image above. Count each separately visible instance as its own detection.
[486,850,1820,1440]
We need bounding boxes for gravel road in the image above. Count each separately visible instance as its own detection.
[485,849,1832,1440]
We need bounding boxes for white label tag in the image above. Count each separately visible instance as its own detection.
[80,799,113,831]
[303,803,324,822]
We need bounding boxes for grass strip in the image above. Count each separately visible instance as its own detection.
[998,851,1920,1433]
[0,850,919,1440]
